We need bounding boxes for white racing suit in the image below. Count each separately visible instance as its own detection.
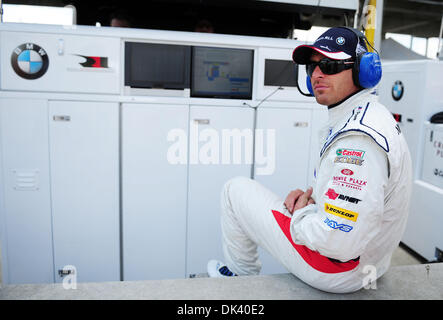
[221,89,412,293]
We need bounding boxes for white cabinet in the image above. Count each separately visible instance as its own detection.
[49,101,120,283]
[0,99,120,284]
[254,106,314,275]
[186,105,253,277]
[0,31,120,94]
[0,99,320,283]
[402,124,443,261]
[0,98,54,284]
[254,107,313,197]
[122,103,188,280]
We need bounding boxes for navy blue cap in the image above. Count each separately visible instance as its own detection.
[292,27,368,64]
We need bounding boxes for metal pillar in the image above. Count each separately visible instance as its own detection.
[438,14,443,59]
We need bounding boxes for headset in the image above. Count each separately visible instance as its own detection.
[305,26,382,96]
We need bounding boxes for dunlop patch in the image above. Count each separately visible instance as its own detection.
[325,203,359,222]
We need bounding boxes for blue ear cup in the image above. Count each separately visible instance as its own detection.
[306,76,314,96]
[358,52,382,88]
[338,26,383,89]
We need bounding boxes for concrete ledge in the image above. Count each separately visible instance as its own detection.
[1,263,442,300]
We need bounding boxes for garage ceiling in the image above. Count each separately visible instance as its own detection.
[2,0,443,39]
[381,0,443,38]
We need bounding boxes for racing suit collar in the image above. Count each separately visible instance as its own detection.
[327,89,363,110]
[327,88,375,128]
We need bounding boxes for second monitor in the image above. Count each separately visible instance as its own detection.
[191,46,254,99]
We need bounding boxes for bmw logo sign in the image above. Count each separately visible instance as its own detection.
[336,37,345,45]
[392,80,404,101]
[11,43,49,80]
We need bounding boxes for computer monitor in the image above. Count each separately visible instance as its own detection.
[125,42,191,89]
[191,46,254,99]
[264,59,298,87]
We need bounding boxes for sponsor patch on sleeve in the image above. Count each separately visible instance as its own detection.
[324,217,353,232]
[325,203,359,222]
[324,188,362,204]
[334,148,366,166]
[336,148,365,158]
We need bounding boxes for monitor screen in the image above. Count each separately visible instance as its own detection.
[125,42,191,89]
[191,46,254,99]
[264,59,298,87]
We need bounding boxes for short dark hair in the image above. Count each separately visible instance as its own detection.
[109,9,132,27]
[194,19,214,32]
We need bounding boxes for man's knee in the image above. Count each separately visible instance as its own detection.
[223,176,252,195]
[222,176,253,206]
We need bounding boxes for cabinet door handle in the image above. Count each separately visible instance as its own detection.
[194,119,210,125]
[58,268,75,277]
[53,115,71,121]
[294,121,308,127]
[58,39,65,56]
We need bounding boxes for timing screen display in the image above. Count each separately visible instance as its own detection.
[191,46,253,99]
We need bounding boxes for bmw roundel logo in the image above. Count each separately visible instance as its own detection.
[392,80,404,101]
[11,43,49,80]
[336,37,345,45]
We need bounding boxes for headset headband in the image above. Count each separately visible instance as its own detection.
[339,26,379,55]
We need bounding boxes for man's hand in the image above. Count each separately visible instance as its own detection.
[284,187,315,215]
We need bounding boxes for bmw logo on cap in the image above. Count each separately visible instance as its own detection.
[336,37,345,45]
[11,43,49,80]
[392,80,404,101]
